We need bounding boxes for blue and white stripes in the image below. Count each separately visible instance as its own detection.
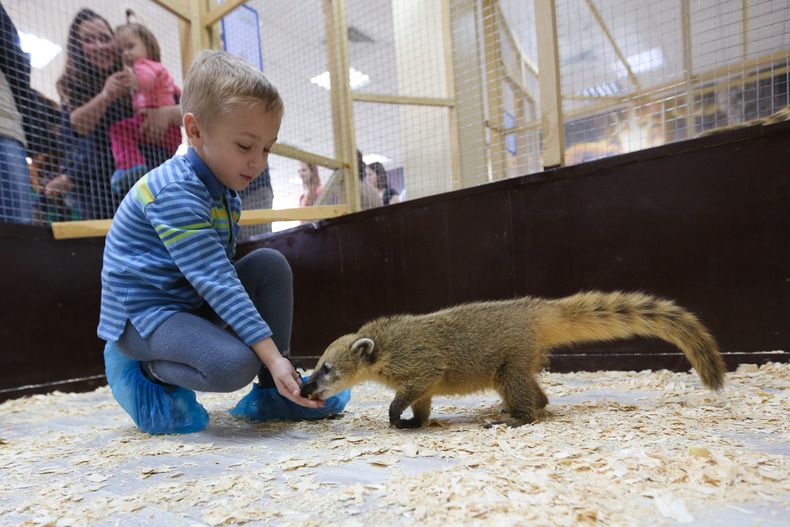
[98,148,272,347]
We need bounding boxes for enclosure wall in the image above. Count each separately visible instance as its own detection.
[1,121,788,400]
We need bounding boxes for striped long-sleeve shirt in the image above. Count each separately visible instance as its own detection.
[98,147,272,346]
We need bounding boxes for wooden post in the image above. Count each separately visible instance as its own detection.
[482,0,506,179]
[534,0,564,168]
[742,0,749,59]
[681,0,694,139]
[323,0,360,212]
[441,0,463,190]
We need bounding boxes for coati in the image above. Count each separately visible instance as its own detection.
[300,291,727,428]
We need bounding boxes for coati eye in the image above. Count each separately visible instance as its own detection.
[322,362,333,373]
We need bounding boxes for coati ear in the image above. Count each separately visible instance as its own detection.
[350,337,376,362]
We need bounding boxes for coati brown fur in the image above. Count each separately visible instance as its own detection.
[300,291,726,428]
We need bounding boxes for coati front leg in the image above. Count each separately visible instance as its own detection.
[389,386,432,429]
[490,365,544,426]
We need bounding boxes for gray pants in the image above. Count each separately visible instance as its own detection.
[117,248,293,392]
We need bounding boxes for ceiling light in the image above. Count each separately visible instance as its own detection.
[362,154,390,165]
[310,67,371,91]
[17,31,61,69]
[616,47,664,77]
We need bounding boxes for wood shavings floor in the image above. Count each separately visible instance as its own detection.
[1,362,788,526]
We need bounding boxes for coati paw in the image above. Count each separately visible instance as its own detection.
[391,417,424,429]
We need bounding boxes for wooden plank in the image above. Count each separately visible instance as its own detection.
[151,0,190,21]
[351,93,455,107]
[585,0,640,91]
[51,219,112,240]
[681,0,694,137]
[482,0,507,179]
[441,0,463,191]
[203,0,246,27]
[272,144,346,170]
[238,205,349,225]
[533,0,564,168]
[52,206,350,239]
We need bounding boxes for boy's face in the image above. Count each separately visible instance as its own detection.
[185,103,281,192]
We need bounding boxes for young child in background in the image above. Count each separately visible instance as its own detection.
[99,50,349,435]
[108,14,183,195]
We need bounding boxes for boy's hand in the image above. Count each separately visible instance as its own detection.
[252,338,324,409]
[268,356,325,408]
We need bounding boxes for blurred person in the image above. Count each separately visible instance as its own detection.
[365,161,399,205]
[56,8,179,219]
[298,161,322,207]
[108,12,183,195]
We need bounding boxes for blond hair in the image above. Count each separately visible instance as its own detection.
[181,50,283,123]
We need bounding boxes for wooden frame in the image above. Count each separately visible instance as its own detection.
[534,0,564,168]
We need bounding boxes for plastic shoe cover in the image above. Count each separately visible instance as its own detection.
[110,165,147,194]
[229,378,351,422]
[103,341,209,434]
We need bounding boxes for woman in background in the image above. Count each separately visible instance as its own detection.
[56,8,179,219]
[298,161,322,207]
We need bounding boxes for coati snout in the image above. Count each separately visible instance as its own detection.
[301,336,376,400]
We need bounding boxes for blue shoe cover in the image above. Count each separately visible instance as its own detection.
[110,165,147,194]
[229,378,351,422]
[103,341,209,434]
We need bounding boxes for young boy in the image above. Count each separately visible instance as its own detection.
[98,50,349,434]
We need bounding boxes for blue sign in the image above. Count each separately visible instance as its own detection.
[221,4,263,71]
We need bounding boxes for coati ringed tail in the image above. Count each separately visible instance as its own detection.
[301,291,726,428]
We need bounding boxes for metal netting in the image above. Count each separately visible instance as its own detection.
[3,0,790,233]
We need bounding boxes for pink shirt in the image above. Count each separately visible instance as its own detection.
[131,59,181,111]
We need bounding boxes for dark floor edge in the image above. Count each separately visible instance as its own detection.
[1,352,785,403]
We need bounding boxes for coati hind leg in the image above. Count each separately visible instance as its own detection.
[490,365,543,426]
[389,385,432,429]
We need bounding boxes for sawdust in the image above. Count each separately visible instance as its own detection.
[0,362,788,526]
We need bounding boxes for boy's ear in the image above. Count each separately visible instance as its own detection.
[183,113,202,146]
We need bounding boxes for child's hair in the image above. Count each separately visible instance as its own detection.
[115,10,161,63]
[181,50,284,123]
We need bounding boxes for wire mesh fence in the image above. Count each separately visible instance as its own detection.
[2,0,790,235]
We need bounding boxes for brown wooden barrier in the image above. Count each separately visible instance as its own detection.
[1,121,788,401]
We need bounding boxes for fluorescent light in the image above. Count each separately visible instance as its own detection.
[580,81,621,98]
[17,31,61,69]
[310,67,371,90]
[362,154,390,165]
[348,67,370,90]
[616,47,664,78]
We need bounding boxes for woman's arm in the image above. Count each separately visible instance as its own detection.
[139,104,182,143]
[69,70,134,135]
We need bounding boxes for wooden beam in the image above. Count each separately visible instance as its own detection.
[272,144,346,170]
[482,0,507,179]
[441,0,463,190]
[151,0,190,21]
[51,219,112,240]
[203,0,247,28]
[52,206,351,240]
[584,0,640,91]
[497,3,539,76]
[534,0,564,168]
[681,0,694,137]
[351,93,455,107]
[189,0,210,55]
[742,0,749,59]
[238,205,349,225]
[324,0,359,212]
